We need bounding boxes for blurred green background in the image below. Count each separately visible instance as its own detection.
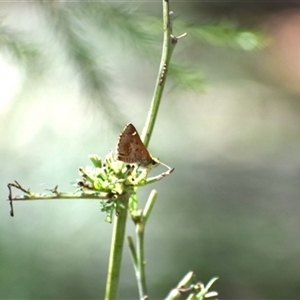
[1,1,300,299]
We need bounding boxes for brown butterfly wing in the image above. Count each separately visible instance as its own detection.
[117,123,153,166]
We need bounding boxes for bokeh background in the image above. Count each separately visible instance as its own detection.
[1,1,300,299]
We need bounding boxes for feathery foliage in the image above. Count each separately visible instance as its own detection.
[1,3,265,118]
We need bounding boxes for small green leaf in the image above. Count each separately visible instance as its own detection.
[89,154,103,168]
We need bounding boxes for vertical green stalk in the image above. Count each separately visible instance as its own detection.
[129,0,186,299]
[104,195,129,300]
[127,191,157,299]
[135,220,147,297]
[142,0,183,146]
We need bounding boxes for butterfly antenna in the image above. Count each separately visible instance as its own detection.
[159,161,174,175]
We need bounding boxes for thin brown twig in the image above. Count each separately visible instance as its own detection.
[7,180,113,217]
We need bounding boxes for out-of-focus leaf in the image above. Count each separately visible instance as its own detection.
[0,2,267,121]
[39,2,125,124]
[0,23,44,77]
[169,63,205,92]
[78,3,160,56]
[185,20,267,50]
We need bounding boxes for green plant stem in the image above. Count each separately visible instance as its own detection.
[8,193,111,201]
[127,236,137,266]
[142,0,186,146]
[128,0,185,298]
[127,191,158,299]
[104,195,130,300]
[135,190,157,298]
[143,190,158,224]
[136,219,147,298]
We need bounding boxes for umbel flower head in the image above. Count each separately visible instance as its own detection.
[78,152,152,193]
[77,152,153,222]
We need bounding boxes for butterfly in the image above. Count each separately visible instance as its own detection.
[117,123,158,168]
[116,123,174,179]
